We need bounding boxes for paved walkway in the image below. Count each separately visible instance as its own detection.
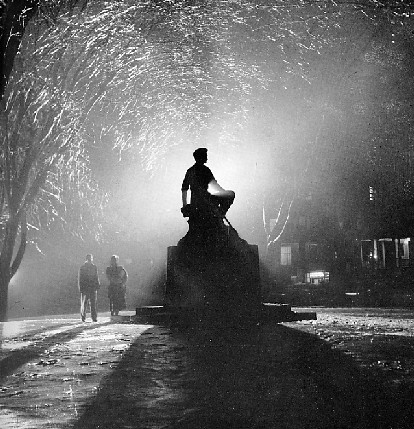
[0,312,407,429]
[72,323,379,429]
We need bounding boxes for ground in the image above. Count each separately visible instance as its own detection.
[1,308,414,429]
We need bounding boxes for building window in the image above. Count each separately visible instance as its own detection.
[281,245,292,266]
[307,243,318,262]
[369,186,376,202]
[361,239,376,267]
[306,271,330,284]
[397,238,410,267]
[400,238,410,260]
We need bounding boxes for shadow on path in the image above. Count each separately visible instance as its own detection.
[0,321,115,379]
[70,321,409,429]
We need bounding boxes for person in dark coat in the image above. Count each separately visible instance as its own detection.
[106,255,128,316]
[78,254,100,322]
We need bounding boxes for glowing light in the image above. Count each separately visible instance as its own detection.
[309,271,327,279]
[207,180,224,195]
[0,321,27,338]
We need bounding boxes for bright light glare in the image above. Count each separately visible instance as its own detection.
[208,180,234,197]
[309,271,326,279]
[1,321,26,337]
[207,180,224,195]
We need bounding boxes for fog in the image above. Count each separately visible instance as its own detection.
[6,3,414,319]
[8,136,274,319]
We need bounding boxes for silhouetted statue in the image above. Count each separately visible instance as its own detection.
[181,148,235,237]
[164,147,260,321]
[160,147,309,326]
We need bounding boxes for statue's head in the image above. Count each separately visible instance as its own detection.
[193,147,208,164]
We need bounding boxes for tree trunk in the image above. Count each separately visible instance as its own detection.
[0,214,22,321]
[0,269,11,322]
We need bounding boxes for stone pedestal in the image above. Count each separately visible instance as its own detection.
[136,215,317,325]
[165,223,262,324]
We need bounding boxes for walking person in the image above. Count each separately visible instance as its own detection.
[106,255,128,316]
[78,254,100,322]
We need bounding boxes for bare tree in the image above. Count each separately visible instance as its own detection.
[0,0,91,100]
[0,0,269,320]
[0,6,109,321]
[2,0,413,320]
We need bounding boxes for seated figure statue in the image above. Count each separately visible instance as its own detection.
[169,148,259,315]
[181,148,235,236]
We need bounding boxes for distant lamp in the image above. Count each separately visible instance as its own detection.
[309,271,325,279]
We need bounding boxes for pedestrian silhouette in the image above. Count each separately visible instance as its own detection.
[78,254,100,322]
[106,255,128,316]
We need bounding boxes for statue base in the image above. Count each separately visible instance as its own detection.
[136,221,317,326]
